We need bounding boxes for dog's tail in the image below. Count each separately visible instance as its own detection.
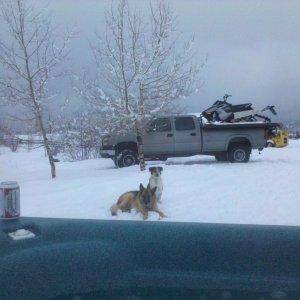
[110,204,119,216]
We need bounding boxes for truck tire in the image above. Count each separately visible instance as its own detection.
[228,144,251,163]
[215,152,228,162]
[115,150,138,168]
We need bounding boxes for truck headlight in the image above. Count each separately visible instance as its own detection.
[102,137,110,146]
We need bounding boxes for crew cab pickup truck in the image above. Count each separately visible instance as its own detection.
[100,115,283,167]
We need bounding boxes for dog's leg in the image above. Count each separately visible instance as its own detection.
[118,197,133,214]
[142,211,148,220]
[151,201,166,219]
[121,202,131,213]
[153,207,166,219]
[134,201,148,220]
[157,210,166,219]
[157,193,162,203]
[139,206,148,220]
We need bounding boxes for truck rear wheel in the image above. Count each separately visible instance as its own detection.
[115,150,138,168]
[228,144,251,163]
[215,152,228,162]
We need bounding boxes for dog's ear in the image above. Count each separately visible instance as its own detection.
[158,167,163,172]
[149,167,155,173]
[151,186,157,195]
[140,183,145,192]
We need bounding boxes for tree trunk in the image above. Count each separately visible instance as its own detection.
[134,121,146,171]
[21,31,56,179]
[37,113,56,178]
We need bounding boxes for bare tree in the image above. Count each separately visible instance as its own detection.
[0,0,72,178]
[76,0,203,170]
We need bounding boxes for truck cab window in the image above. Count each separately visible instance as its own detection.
[175,117,195,131]
[148,118,171,132]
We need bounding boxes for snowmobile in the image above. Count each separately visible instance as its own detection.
[202,94,277,123]
[267,127,289,148]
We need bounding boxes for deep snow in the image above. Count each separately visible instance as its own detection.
[0,141,299,225]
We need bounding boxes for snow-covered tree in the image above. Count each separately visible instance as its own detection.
[54,111,104,161]
[0,0,72,178]
[76,0,202,170]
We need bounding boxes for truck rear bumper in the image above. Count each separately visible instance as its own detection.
[99,149,115,158]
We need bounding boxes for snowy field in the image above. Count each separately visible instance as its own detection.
[0,141,299,226]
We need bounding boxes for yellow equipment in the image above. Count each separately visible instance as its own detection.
[268,129,289,148]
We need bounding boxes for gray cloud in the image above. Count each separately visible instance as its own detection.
[1,0,300,121]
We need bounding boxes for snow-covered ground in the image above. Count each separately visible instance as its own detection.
[0,141,299,225]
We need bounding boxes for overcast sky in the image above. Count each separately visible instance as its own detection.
[2,0,300,121]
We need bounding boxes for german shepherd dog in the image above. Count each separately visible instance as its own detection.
[110,184,166,220]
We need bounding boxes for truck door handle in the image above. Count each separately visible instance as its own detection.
[190,133,196,136]
[167,133,173,137]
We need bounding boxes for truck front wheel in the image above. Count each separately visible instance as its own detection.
[115,150,138,168]
[228,144,251,163]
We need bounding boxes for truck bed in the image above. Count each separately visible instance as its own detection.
[202,121,280,130]
[200,121,279,153]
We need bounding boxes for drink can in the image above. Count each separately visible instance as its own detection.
[0,181,20,220]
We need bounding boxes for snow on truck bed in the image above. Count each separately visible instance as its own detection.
[0,141,299,226]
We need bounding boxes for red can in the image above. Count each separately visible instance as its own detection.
[0,181,20,220]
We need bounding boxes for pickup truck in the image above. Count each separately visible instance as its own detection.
[100,115,282,167]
